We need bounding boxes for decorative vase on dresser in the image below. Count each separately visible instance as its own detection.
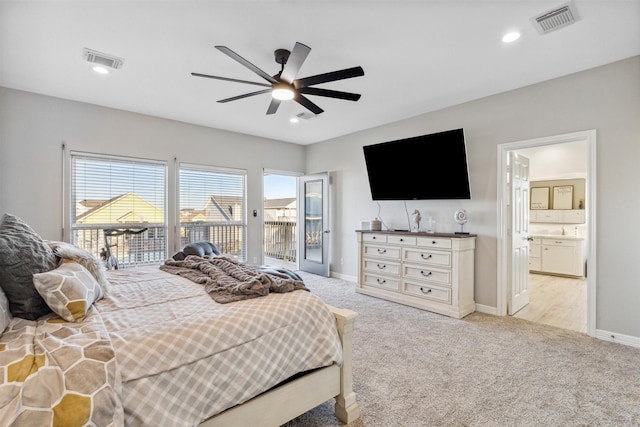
[356,231,476,319]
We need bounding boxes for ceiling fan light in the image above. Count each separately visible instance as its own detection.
[272,87,294,101]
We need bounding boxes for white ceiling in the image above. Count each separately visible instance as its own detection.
[1,1,638,145]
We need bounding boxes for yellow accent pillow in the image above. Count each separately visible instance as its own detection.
[32,262,101,322]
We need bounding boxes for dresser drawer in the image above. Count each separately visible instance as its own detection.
[403,281,452,304]
[416,237,452,249]
[362,273,401,291]
[363,258,401,276]
[403,248,451,267]
[388,235,416,245]
[363,233,387,243]
[403,264,451,285]
[363,244,401,260]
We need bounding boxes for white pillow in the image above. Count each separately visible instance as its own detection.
[50,241,110,296]
[33,262,102,322]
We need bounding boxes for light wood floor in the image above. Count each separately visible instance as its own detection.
[512,273,587,333]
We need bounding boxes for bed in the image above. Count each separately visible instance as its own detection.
[0,213,359,426]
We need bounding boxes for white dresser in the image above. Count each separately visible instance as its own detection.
[356,231,476,319]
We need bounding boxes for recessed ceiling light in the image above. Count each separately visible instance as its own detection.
[92,65,110,74]
[289,117,299,124]
[502,31,521,43]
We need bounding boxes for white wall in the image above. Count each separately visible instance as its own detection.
[0,88,306,263]
[306,56,640,339]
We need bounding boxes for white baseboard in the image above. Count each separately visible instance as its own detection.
[595,329,640,349]
[474,304,498,316]
[330,271,357,283]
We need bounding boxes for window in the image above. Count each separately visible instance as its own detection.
[179,164,247,261]
[70,153,167,268]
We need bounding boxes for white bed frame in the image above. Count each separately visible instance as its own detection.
[200,305,360,427]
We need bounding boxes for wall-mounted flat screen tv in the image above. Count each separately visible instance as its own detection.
[363,128,471,200]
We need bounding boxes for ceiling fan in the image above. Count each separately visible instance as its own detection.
[191,42,364,115]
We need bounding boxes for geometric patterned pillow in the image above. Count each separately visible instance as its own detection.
[32,261,102,322]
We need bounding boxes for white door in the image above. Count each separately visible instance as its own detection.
[508,152,531,315]
[298,173,330,276]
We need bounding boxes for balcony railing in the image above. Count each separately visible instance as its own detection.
[264,220,296,262]
[72,220,318,269]
[72,224,167,269]
[180,221,245,260]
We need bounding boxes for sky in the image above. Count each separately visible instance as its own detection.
[264,174,296,200]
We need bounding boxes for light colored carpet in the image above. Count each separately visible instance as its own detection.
[283,272,640,427]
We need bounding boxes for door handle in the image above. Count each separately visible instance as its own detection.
[526,236,534,241]
[323,230,331,234]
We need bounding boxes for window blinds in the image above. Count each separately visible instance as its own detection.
[179,164,247,261]
[70,153,167,267]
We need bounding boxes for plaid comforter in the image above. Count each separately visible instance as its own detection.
[98,266,343,426]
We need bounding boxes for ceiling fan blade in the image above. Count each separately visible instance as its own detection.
[215,46,278,84]
[280,42,311,84]
[191,72,271,88]
[266,98,281,115]
[298,87,361,101]
[294,66,365,89]
[294,93,324,115]
[217,89,272,103]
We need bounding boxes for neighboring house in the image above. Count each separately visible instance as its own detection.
[75,192,164,225]
[203,195,244,222]
[179,208,206,223]
[263,197,296,222]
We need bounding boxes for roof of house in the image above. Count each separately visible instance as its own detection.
[263,198,296,209]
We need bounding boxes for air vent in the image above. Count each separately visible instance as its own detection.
[83,48,124,69]
[531,2,579,34]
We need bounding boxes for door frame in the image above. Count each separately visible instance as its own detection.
[262,169,302,267]
[496,130,597,336]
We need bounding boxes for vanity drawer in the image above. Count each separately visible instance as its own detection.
[416,237,452,249]
[403,264,451,285]
[363,258,401,276]
[363,244,401,260]
[542,238,577,247]
[403,281,452,304]
[529,258,541,270]
[403,248,451,267]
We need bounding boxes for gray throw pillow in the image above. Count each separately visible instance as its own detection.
[0,286,11,336]
[0,213,58,319]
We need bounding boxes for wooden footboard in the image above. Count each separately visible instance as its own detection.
[200,306,359,427]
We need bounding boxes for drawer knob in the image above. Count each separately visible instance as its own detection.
[400,238,404,242]
[377,248,387,254]
[420,270,433,277]
[419,287,432,294]
[432,240,436,244]
[421,254,432,260]
[377,278,386,284]
[377,263,386,269]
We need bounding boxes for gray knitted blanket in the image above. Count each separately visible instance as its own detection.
[160,255,308,303]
